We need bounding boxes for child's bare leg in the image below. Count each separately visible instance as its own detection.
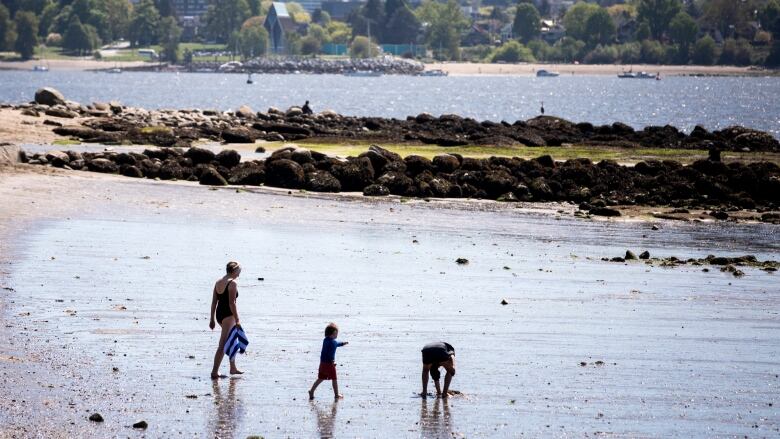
[309,379,324,399]
[332,379,343,399]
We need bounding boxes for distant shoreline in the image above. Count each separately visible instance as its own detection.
[0,58,776,77]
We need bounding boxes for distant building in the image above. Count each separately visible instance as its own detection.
[540,19,565,44]
[295,0,325,13]
[265,3,299,54]
[172,0,210,17]
[321,0,365,21]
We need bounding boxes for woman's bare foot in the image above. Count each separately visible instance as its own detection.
[334,393,344,400]
[211,373,220,380]
[308,390,315,400]
[229,368,243,375]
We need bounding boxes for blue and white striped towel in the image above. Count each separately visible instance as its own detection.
[224,325,249,360]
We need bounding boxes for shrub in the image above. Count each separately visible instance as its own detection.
[618,42,641,64]
[488,40,535,63]
[640,39,666,64]
[583,44,618,64]
[45,33,62,47]
[692,35,717,65]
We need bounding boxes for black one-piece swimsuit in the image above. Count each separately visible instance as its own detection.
[216,280,238,324]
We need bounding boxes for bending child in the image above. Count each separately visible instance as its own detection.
[420,341,456,398]
[309,323,348,400]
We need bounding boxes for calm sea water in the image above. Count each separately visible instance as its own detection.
[3,70,780,137]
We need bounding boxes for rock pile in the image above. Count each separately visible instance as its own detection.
[188,57,424,75]
[22,143,780,218]
[17,87,780,151]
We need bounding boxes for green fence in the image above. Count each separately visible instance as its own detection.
[322,43,426,57]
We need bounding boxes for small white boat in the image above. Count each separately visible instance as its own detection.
[107,67,122,74]
[636,71,657,79]
[536,69,559,77]
[618,70,637,78]
[32,65,49,72]
[418,69,448,77]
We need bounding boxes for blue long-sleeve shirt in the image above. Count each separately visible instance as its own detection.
[320,337,345,363]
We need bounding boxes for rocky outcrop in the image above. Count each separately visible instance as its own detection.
[22,144,780,222]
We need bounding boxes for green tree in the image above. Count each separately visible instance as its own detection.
[0,4,17,52]
[584,44,618,63]
[762,0,780,31]
[129,0,161,46]
[327,21,351,44]
[350,0,385,41]
[640,39,665,63]
[155,0,175,17]
[300,35,321,54]
[562,1,599,41]
[554,36,585,62]
[513,3,540,44]
[98,0,133,41]
[691,34,716,65]
[668,11,697,62]
[159,16,181,63]
[237,18,269,57]
[37,0,58,38]
[248,0,262,16]
[719,38,753,66]
[488,40,534,62]
[349,34,379,58]
[637,0,681,40]
[583,7,614,47]
[63,15,93,54]
[204,0,251,43]
[384,4,420,44]
[14,10,37,59]
[416,0,467,60]
[312,8,331,25]
[702,0,754,39]
[635,21,651,41]
[307,23,330,44]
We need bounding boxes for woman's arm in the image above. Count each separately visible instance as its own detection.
[209,284,217,329]
[228,280,240,325]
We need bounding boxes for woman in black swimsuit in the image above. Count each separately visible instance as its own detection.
[210,261,243,379]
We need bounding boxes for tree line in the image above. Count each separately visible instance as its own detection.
[1,0,779,67]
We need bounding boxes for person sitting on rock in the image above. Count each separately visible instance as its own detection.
[302,100,313,115]
[420,342,456,398]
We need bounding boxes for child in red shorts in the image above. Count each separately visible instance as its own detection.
[309,322,348,400]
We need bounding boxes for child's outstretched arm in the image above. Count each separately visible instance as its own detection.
[338,341,348,347]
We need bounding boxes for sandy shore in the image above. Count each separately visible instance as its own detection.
[0,165,778,437]
[425,62,771,76]
[0,58,149,71]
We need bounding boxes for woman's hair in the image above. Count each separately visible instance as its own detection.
[226,261,240,274]
[325,322,338,336]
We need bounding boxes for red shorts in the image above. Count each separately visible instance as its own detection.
[318,362,337,380]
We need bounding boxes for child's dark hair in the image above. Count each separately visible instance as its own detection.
[324,322,338,337]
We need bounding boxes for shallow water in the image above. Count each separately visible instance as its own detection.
[3,71,780,137]
[3,179,779,437]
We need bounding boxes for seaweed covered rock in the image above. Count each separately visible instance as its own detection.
[265,159,305,189]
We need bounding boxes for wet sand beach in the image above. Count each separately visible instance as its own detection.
[0,165,778,437]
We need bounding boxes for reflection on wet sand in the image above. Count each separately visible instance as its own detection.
[420,397,452,438]
[311,401,338,438]
[209,378,243,439]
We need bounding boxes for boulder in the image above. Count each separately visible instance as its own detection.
[265,159,305,189]
[216,149,241,167]
[291,148,314,164]
[184,147,216,164]
[590,207,621,217]
[228,163,264,185]
[428,177,452,198]
[199,168,228,186]
[363,184,390,196]
[377,171,414,195]
[305,170,341,192]
[120,165,144,178]
[331,157,375,191]
[432,154,460,173]
[482,170,515,198]
[236,105,254,118]
[44,107,78,118]
[34,87,66,106]
[221,128,255,143]
[158,161,185,180]
[46,151,70,167]
[86,158,118,173]
[404,155,432,175]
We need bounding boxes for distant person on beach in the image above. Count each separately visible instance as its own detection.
[302,100,313,115]
[420,342,456,398]
[210,261,244,379]
[309,323,348,400]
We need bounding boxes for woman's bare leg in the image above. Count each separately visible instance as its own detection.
[211,316,235,378]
